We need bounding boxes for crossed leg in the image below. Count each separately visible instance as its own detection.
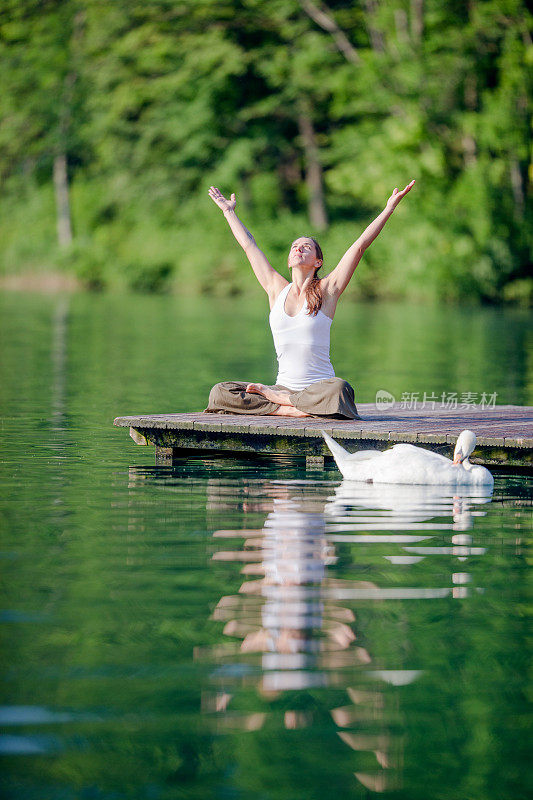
[246,383,311,418]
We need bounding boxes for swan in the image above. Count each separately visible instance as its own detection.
[321,429,494,486]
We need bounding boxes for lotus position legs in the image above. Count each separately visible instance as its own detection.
[246,383,311,417]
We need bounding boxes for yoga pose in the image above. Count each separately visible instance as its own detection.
[206,180,415,418]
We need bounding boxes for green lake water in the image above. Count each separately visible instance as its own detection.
[1,292,531,799]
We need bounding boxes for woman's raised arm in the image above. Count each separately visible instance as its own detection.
[322,180,415,299]
[208,187,287,302]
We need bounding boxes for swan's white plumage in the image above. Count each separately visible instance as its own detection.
[322,430,494,487]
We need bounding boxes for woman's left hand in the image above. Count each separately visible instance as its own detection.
[386,179,416,209]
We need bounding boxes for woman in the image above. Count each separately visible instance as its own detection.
[206,180,415,418]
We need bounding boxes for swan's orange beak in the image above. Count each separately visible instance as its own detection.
[453,451,463,466]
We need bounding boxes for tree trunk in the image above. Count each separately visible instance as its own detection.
[509,159,525,220]
[299,0,359,64]
[364,0,385,53]
[462,73,477,167]
[53,152,72,247]
[297,106,328,231]
[394,9,410,46]
[410,0,424,44]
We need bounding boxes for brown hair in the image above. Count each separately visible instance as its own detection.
[305,237,323,316]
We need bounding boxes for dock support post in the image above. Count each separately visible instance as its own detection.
[306,455,324,470]
[129,427,148,446]
[155,446,174,466]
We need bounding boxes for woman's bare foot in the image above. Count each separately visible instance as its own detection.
[272,406,310,418]
[246,383,292,405]
[245,383,310,416]
[245,383,264,394]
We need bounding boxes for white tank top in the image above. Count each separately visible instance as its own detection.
[269,283,335,391]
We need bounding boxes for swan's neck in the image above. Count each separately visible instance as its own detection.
[462,457,474,471]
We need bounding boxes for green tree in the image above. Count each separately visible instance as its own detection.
[0,0,530,302]
[0,0,87,246]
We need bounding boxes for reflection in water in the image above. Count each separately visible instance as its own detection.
[326,482,492,600]
[1,292,531,799]
[200,479,493,793]
[51,298,69,431]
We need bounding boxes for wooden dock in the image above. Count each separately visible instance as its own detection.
[114,403,533,468]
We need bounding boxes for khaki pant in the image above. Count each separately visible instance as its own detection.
[205,377,359,419]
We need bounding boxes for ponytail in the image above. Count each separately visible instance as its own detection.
[305,238,323,316]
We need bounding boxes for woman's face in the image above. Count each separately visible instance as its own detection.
[288,237,321,270]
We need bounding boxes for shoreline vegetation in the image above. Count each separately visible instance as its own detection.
[0,1,531,305]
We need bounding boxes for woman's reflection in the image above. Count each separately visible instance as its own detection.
[202,477,492,792]
[213,492,366,670]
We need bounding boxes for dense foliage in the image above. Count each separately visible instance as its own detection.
[0,0,531,302]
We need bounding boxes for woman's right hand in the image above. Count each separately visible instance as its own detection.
[208,186,236,214]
